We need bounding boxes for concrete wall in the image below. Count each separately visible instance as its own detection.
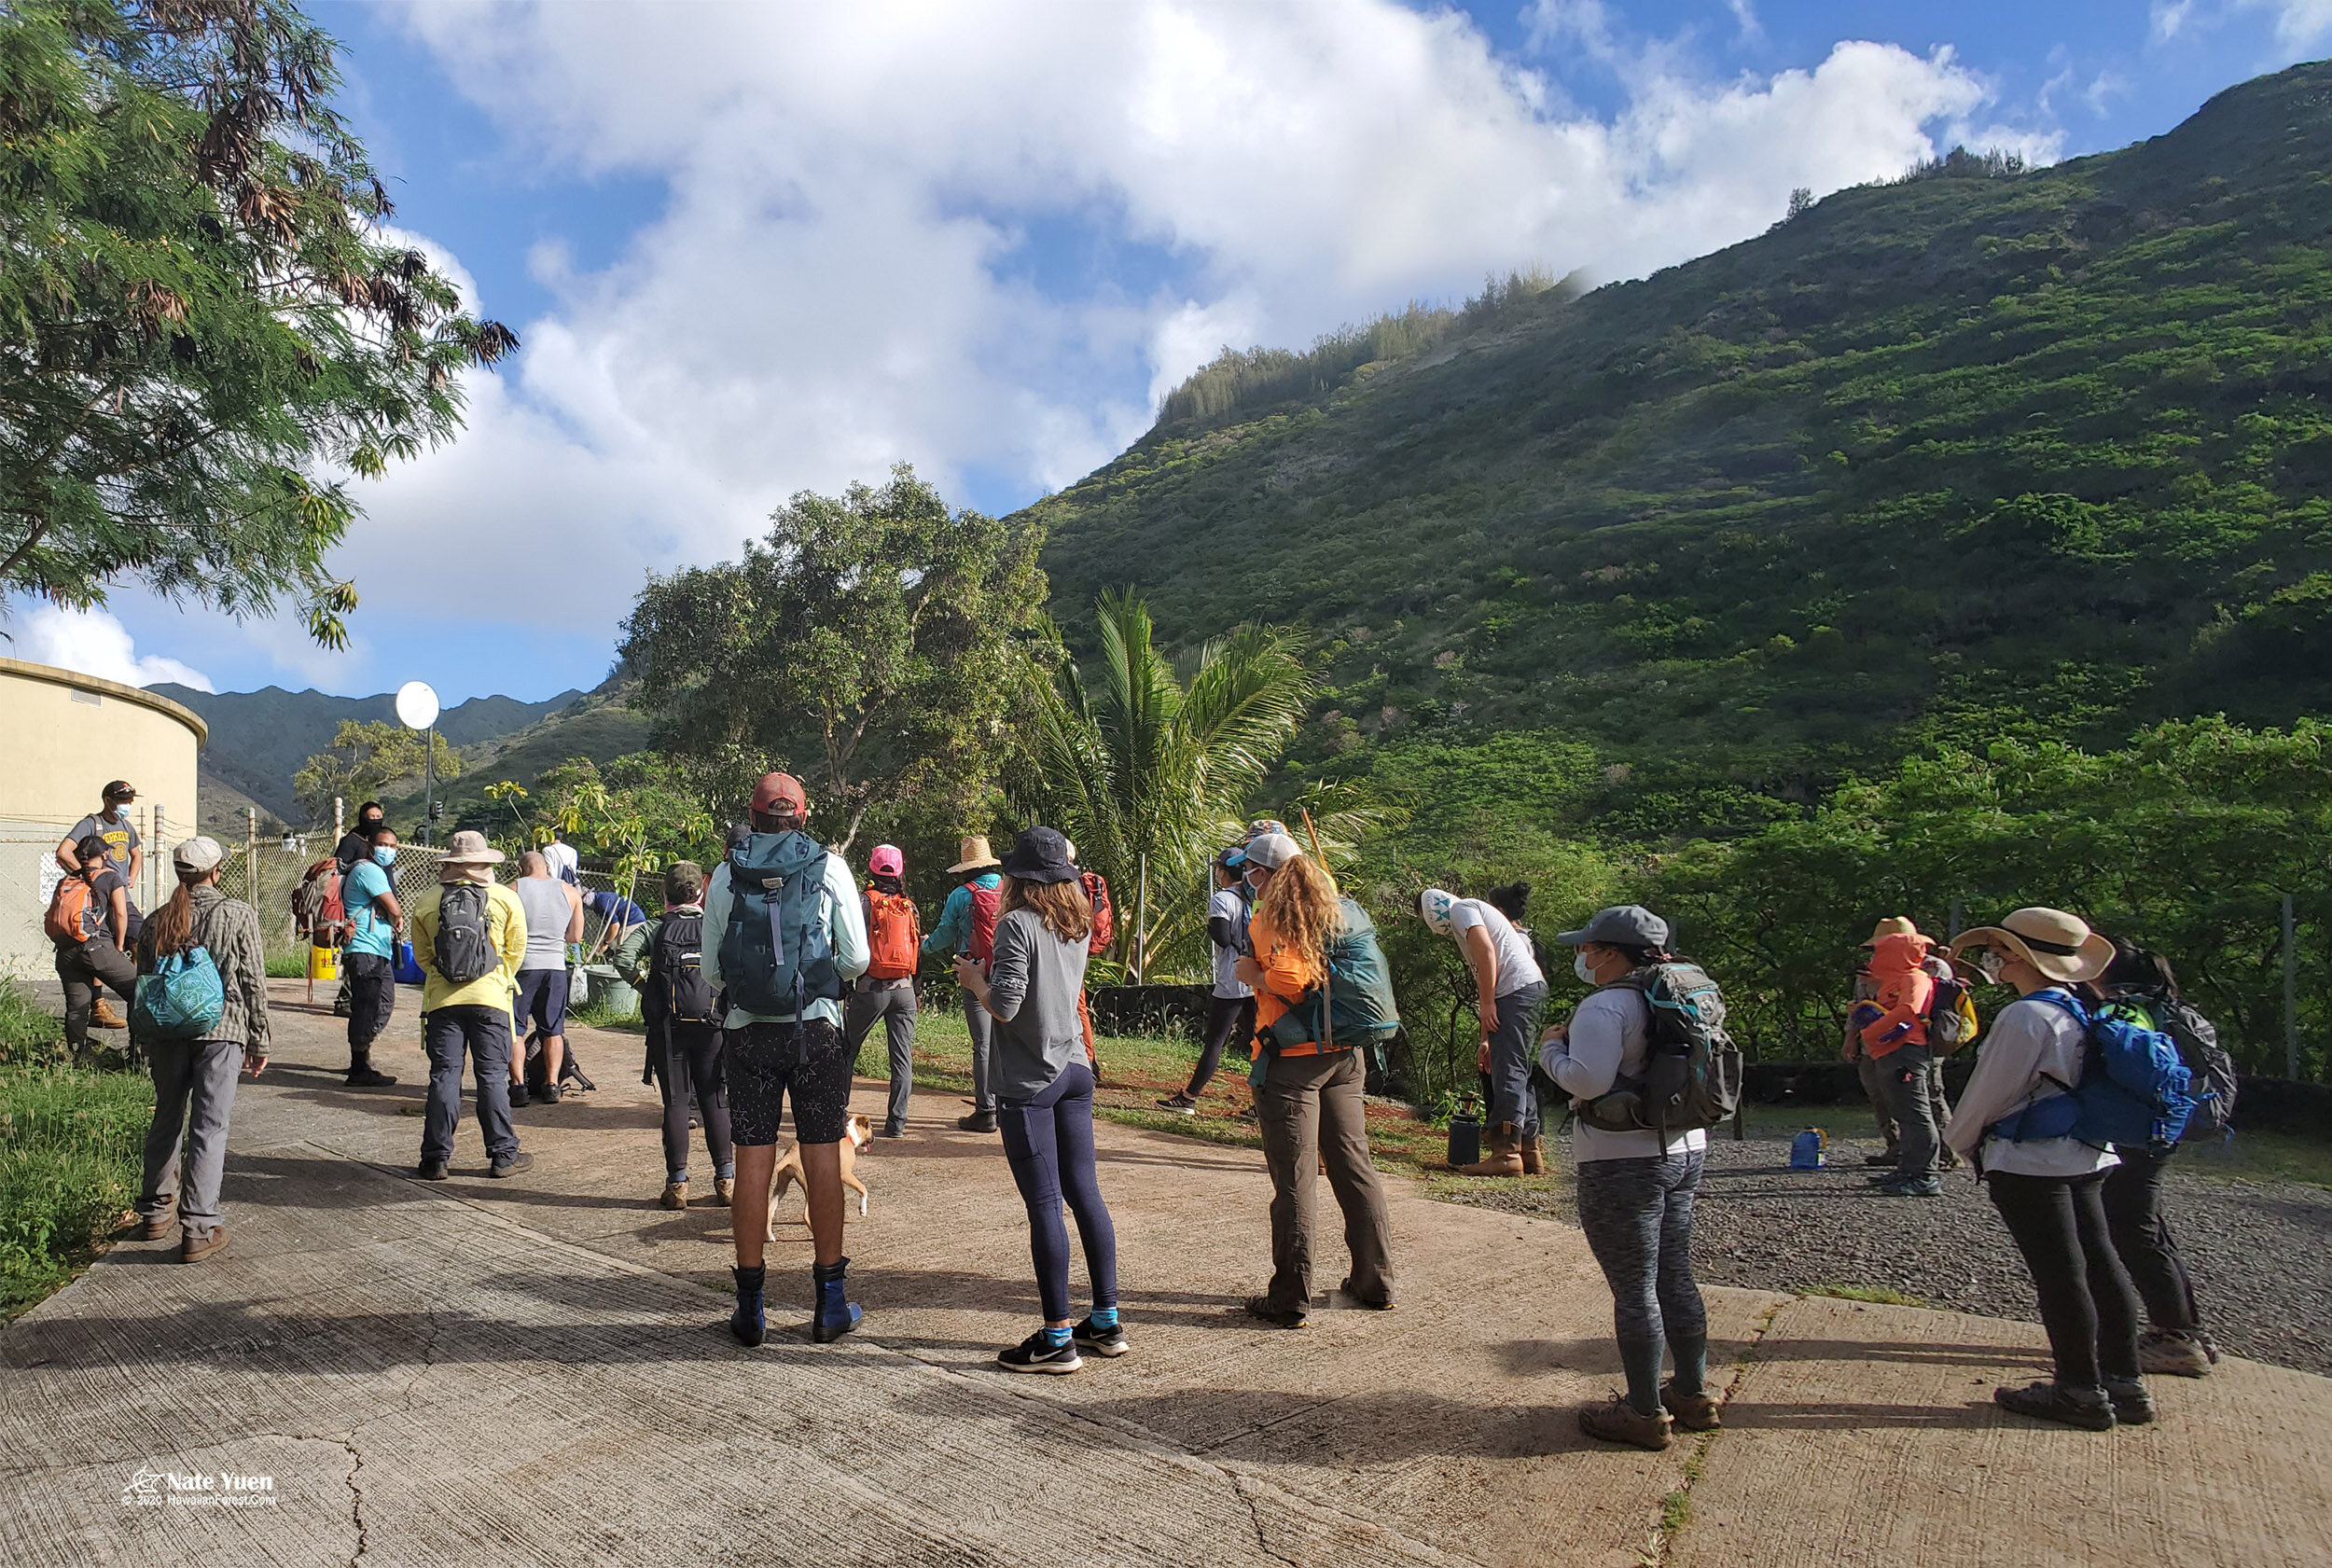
[0,658,206,983]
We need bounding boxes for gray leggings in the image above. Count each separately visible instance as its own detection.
[1575,1149,1708,1347]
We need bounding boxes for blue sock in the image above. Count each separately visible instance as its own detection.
[1042,1325,1073,1348]
[1090,1307,1118,1328]
[670,1170,688,1185]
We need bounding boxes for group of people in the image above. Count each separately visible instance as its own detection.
[68,767,2231,1438]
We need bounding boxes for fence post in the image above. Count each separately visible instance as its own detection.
[2284,892,2299,1080]
[246,808,258,907]
[1133,853,1148,986]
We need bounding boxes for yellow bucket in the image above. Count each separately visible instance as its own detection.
[307,944,340,981]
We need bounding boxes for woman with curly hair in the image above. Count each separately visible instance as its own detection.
[1236,833,1395,1327]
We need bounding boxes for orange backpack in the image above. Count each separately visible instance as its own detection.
[865,887,922,979]
[46,875,93,945]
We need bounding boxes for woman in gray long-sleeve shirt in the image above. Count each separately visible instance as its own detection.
[954,826,1123,1374]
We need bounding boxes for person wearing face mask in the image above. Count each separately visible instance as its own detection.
[1537,905,1714,1451]
[1944,908,2147,1431]
[338,824,404,1088]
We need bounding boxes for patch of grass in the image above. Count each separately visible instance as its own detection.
[569,994,644,1032]
[0,979,153,1321]
[263,951,312,979]
[1799,1283,1929,1308]
[2181,1128,2332,1191]
[1659,1487,1693,1534]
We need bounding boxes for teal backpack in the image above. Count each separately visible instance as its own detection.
[132,946,227,1042]
[1264,896,1401,1061]
[718,830,843,1050]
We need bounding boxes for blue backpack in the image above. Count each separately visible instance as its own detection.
[717,830,843,1048]
[1989,991,2198,1151]
[132,946,227,1042]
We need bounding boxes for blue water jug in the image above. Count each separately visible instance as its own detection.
[1789,1128,1826,1170]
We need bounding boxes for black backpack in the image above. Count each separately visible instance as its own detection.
[654,911,719,1027]
[432,882,497,985]
[2158,996,2237,1141]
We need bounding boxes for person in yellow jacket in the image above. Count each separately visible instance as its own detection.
[409,831,531,1181]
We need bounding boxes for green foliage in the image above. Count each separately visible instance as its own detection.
[521,754,728,892]
[1033,62,2332,828]
[0,0,516,645]
[291,718,459,828]
[623,464,1046,850]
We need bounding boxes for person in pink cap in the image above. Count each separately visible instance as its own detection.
[849,842,923,1137]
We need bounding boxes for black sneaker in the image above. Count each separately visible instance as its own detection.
[1072,1317,1129,1357]
[958,1111,999,1133]
[1874,1176,1942,1197]
[1863,1152,1897,1167]
[1994,1381,2115,1431]
[2104,1377,2156,1426]
[346,1068,397,1088]
[880,1120,907,1138]
[535,1080,562,1104]
[1156,1092,1198,1116]
[507,1083,532,1109]
[1243,1296,1309,1329]
[997,1331,1082,1374]
[1337,1278,1396,1311]
[489,1151,534,1179]
[415,1159,449,1182]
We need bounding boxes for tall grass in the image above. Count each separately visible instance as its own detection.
[0,978,153,1320]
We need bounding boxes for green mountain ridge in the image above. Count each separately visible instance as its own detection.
[1027,60,2332,831]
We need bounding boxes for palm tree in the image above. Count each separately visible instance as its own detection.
[1022,590,1315,980]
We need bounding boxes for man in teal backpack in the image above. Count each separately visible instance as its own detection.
[703,771,869,1346]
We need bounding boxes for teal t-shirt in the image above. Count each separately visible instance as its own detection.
[344,858,396,959]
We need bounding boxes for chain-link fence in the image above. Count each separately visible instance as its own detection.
[2,806,178,988]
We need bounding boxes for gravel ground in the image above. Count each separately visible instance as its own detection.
[1444,1129,2332,1378]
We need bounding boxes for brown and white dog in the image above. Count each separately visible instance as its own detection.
[765,1114,874,1241]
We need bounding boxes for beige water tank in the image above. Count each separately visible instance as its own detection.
[0,657,206,982]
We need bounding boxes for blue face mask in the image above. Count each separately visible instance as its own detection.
[373,847,397,867]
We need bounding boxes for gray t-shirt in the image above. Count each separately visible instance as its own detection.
[985,906,1090,1101]
[1210,886,1251,999]
[69,812,140,876]
[514,877,574,972]
[1449,898,1544,996]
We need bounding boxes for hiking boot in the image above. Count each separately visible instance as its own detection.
[880,1120,906,1138]
[1874,1176,1942,1198]
[1520,1133,1546,1175]
[997,1330,1082,1374]
[488,1151,534,1179]
[957,1111,998,1133]
[2104,1377,2156,1426]
[1157,1091,1198,1116]
[714,1177,736,1205]
[91,997,128,1030]
[1457,1123,1524,1177]
[1243,1296,1309,1329]
[1660,1381,1721,1432]
[1994,1381,2115,1431]
[346,1068,397,1088]
[1578,1395,1672,1450]
[137,1213,174,1242]
[2139,1329,2213,1378]
[730,1264,767,1347]
[535,1080,562,1104]
[811,1256,863,1344]
[1938,1149,1963,1171]
[1337,1278,1395,1311]
[1072,1316,1130,1357]
[415,1159,449,1182]
[180,1226,227,1264]
[659,1181,688,1211]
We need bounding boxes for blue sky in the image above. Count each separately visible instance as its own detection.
[29,0,2329,705]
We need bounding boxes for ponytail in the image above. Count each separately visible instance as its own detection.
[147,875,201,958]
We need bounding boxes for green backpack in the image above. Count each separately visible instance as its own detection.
[1264,896,1401,1056]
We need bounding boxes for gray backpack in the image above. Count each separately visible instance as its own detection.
[1575,962,1743,1135]
[433,882,497,985]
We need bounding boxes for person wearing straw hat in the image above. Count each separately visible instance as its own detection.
[923,834,1006,1132]
[409,831,532,1182]
[1945,908,2148,1431]
[1843,917,1957,1173]
[1846,917,1949,1196]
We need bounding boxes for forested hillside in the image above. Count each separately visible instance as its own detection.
[1032,62,2332,833]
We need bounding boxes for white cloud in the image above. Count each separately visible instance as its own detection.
[284,2,2052,659]
[2253,0,2332,47]
[2153,1,2198,41]
[8,604,216,691]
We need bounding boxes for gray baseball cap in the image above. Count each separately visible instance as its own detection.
[1555,904,1671,949]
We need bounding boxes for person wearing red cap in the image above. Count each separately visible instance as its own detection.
[848,843,922,1138]
[702,770,869,1346]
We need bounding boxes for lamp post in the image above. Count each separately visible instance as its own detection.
[396,681,442,846]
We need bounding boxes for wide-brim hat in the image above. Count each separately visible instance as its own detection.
[440,829,507,867]
[998,826,1077,885]
[1862,916,1932,948]
[947,835,1000,874]
[1950,907,2112,984]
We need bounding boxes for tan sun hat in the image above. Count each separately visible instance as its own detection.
[947,835,1000,874]
[1861,916,1931,947]
[1950,907,2113,984]
[440,829,507,867]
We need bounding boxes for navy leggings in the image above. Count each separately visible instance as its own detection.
[998,1062,1118,1324]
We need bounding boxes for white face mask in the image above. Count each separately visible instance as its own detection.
[1977,950,2007,984]
[1574,951,1599,984]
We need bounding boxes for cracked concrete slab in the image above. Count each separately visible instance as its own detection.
[5,981,2325,1567]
